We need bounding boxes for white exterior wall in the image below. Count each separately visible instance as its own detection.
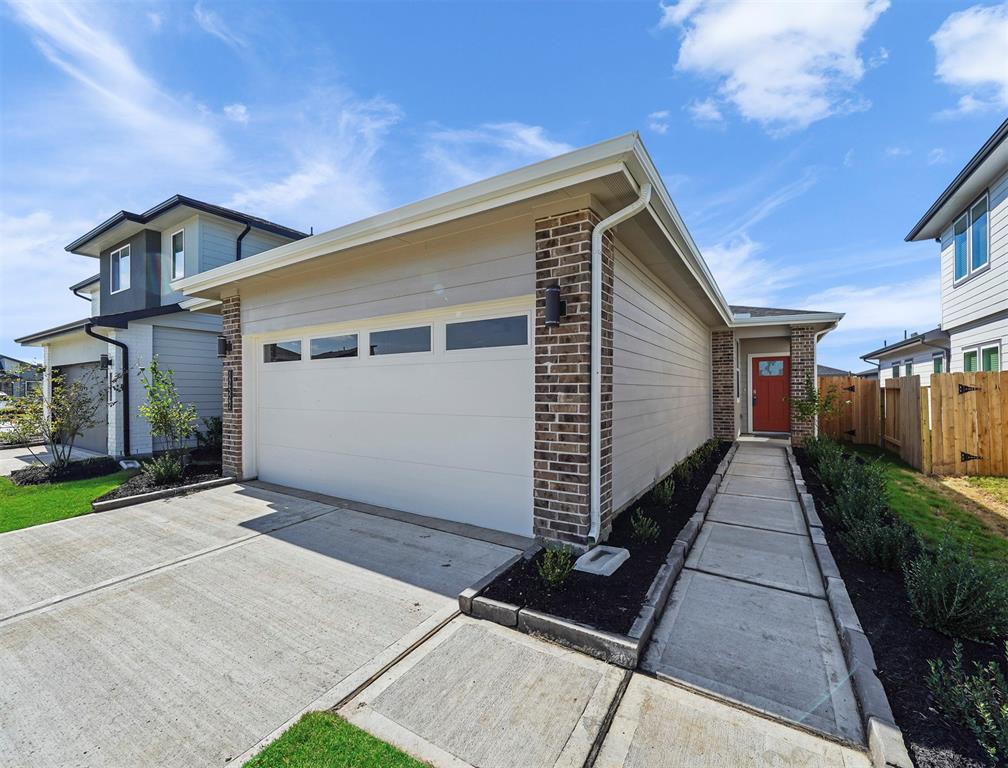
[611,242,712,514]
[949,315,1008,372]
[877,349,945,386]
[108,323,154,456]
[44,333,105,367]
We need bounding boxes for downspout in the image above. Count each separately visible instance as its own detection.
[588,182,653,544]
[918,338,951,371]
[84,324,129,457]
[236,223,251,260]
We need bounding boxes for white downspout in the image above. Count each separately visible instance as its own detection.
[588,182,653,544]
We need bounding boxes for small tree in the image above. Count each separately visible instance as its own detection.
[790,373,845,423]
[137,357,197,456]
[10,363,119,471]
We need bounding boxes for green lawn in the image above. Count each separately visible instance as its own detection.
[244,712,427,768]
[851,446,1008,561]
[964,475,1008,507]
[0,470,132,534]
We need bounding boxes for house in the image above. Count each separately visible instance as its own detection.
[902,118,1007,375]
[172,133,842,548]
[15,196,306,456]
[0,354,41,399]
[854,368,879,380]
[817,364,851,377]
[861,327,951,387]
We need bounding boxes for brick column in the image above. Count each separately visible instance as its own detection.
[711,329,736,440]
[533,208,613,548]
[221,295,243,478]
[790,325,816,445]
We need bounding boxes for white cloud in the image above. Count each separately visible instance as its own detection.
[648,110,671,134]
[422,122,573,189]
[803,276,940,335]
[927,148,946,165]
[700,235,799,306]
[223,103,249,124]
[147,11,163,29]
[687,98,724,125]
[931,3,1008,115]
[885,146,910,157]
[659,0,889,133]
[193,1,247,49]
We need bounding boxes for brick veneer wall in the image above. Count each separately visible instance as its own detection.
[533,208,613,547]
[711,329,736,440]
[221,295,243,478]
[790,325,817,444]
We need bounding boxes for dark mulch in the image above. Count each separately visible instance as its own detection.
[94,462,223,502]
[482,441,730,635]
[10,456,121,486]
[796,448,1002,768]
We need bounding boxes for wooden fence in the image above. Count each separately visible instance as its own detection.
[817,371,1008,477]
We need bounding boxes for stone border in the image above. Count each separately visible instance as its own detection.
[90,476,236,512]
[459,455,726,669]
[786,448,912,768]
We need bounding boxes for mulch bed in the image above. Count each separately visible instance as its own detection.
[94,462,223,502]
[482,441,729,636]
[10,456,121,486]
[796,448,1002,768]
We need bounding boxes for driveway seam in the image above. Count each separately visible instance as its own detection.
[582,668,633,768]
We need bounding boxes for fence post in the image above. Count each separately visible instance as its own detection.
[919,391,932,475]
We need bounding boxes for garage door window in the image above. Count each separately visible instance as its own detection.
[369,326,431,355]
[310,334,358,359]
[446,315,528,350]
[263,340,302,363]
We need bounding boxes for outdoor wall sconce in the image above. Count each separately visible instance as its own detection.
[545,282,566,327]
[217,335,231,358]
[99,353,110,369]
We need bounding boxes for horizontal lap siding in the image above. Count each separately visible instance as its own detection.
[612,244,711,513]
[152,327,223,444]
[950,315,1008,371]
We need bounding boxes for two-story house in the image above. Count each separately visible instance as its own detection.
[16,196,306,456]
[874,118,1007,378]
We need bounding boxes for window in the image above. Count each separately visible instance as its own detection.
[964,350,978,372]
[891,363,900,378]
[905,360,913,377]
[981,344,1000,372]
[369,326,431,355]
[310,334,358,360]
[111,244,130,292]
[263,340,302,363]
[953,193,989,282]
[446,315,527,350]
[171,230,185,280]
[933,355,944,374]
[758,360,784,376]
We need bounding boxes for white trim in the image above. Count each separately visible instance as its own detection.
[746,352,791,435]
[110,243,130,293]
[732,312,844,327]
[963,339,1002,372]
[170,228,186,281]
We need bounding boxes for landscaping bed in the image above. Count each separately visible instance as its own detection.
[94,462,222,502]
[10,456,121,486]
[796,446,1005,768]
[481,440,729,635]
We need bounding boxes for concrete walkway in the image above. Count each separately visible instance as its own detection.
[642,442,865,745]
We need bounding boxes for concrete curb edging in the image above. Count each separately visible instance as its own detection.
[789,450,912,768]
[458,447,729,668]
[90,476,237,512]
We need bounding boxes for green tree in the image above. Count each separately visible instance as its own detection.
[137,357,197,456]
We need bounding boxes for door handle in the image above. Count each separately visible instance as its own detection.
[752,389,757,406]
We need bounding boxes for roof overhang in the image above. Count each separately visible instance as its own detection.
[15,305,182,345]
[69,273,100,292]
[731,311,844,328]
[906,118,1008,242]
[173,133,735,327]
[861,328,950,361]
[15,318,92,346]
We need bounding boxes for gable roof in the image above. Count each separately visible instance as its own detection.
[66,195,308,256]
[860,327,949,360]
[906,118,1008,242]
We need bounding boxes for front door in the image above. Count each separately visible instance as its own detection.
[751,356,790,433]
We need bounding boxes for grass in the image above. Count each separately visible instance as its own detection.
[964,475,1008,507]
[0,470,132,534]
[244,712,427,768]
[851,445,1008,562]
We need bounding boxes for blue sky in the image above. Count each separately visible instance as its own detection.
[2,1,1006,371]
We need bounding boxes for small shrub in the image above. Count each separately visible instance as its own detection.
[838,508,915,569]
[904,537,1008,642]
[631,508,660,543]
[829,458,888,524]
[142,454,184,485]
[537,546,575,589]
[653,476,676,506]
[9,456,120,486]
[927,641,1008,764]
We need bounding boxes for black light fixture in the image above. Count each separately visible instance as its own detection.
[99,353,110,369]
[217,335,231,358]
[545,282,566,327]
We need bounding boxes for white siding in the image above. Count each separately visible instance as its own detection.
[611,243,712,514]
[151,326,223,447]
[109,323,154,456]
[240,214,534,336]
[941,168,1008,330]
[45,332,106,367]
[950,315,1008,372]
[877,350,944,386]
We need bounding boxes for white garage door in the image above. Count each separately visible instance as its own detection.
[253,301,534,536]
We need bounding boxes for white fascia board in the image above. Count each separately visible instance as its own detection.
[179,297,222,312]
[731,313,845,328]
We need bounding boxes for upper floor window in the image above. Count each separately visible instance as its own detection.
[111,244,130,293]
[171,230,185,280]
[953,193,989,282]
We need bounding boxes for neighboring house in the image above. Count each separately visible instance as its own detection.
[903,118,1007,375]
[861,327,951,388]
[16,196,306,456]
[173,133,842,548]
[817,364,851,377]
[0,354,41,399]
[855,368,879,380]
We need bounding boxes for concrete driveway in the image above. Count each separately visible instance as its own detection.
[0,483,518,767]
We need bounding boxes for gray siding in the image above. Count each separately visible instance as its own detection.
[151,326,222,447]
[99,230,161,314]
[200,218,240,272]
[611,242,712,514]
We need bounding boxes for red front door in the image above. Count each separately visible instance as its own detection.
[752,356,790,433]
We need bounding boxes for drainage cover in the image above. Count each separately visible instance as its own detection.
[573,546,630,576]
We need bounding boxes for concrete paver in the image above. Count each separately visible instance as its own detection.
[342,617,626,768]
[706,494,807,535]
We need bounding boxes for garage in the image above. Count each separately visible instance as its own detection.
[251,300,535,536]
[55,362,108,454]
